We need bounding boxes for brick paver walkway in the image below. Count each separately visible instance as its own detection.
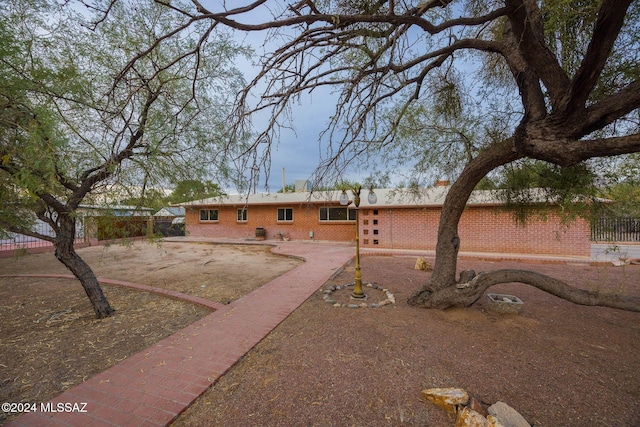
[7,240,354,427]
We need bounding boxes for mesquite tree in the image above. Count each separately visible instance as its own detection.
[0,1,245,318]
[139,0,638,310]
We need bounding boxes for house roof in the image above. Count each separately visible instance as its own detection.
[78,205,154,216]
[154,206,185,217]
[179,185,515,208]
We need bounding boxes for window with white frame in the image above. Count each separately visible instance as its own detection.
[277,207,293,222]
[237,208,248,222]
[199,209,219,222]
[319,207,356,222]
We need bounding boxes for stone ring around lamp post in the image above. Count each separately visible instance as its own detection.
[339,185,377,299]
[321,282,396,308]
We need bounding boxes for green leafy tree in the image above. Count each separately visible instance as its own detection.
[604,183,640,216]
[168,180,226,204]
[600,154,640,216]
[277,183,297,193]
[120,189,169,212]
[0,1,246,318]
[135,1,639,311]
[475,176,498,191]
[498,160,599,223]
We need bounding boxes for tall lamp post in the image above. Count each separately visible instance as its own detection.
[339,185,377,299]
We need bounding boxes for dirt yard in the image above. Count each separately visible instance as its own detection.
[1,242,639,426]
[173,256,640,427]
[0,241,302,424]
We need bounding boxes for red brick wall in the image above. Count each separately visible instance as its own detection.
[185,204,591,256]
[185,204,355,241]
[458,207,590,256]
[359,206,590,256]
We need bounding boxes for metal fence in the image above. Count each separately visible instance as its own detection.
[0,219,86,251]
[0,216,186,254]
[591,216,640,242]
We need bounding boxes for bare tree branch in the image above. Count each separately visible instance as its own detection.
[0,221,55,244]
[583,80,640,135]
[505,0,571,110]
[565,0,634,115]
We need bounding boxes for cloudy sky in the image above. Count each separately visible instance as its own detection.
[236,51,355,192]
[248,80,341,192]
[229,6,378,193]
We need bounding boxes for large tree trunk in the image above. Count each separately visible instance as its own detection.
[408,140,520,306]
[54,215,115,319]
[407,138,640,313]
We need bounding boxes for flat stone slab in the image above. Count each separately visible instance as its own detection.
[486,293,523,314]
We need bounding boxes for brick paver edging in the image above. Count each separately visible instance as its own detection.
[0,274,225,311]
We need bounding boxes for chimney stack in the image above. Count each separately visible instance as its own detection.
[282,168,286,193]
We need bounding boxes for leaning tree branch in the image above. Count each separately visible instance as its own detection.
[469,269,640,313]
[0,222,55,244]
[519,133,640,167]
[410,268,640,313]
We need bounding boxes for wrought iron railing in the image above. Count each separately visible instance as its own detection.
[591,216,640,242]
[0,219,86,251]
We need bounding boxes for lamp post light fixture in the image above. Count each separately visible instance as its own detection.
[340,185,377,299]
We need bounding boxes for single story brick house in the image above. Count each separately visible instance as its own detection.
[180,182,592,257]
